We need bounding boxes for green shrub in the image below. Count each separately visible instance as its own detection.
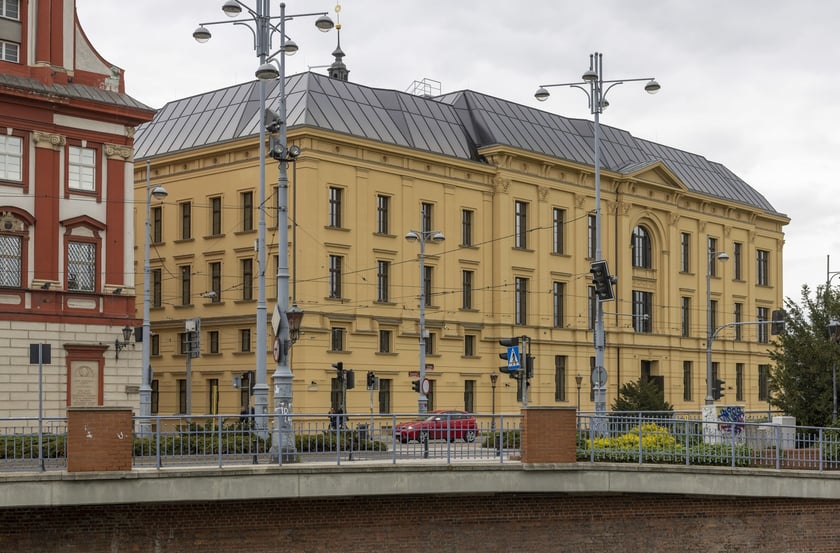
[480,429,519,449]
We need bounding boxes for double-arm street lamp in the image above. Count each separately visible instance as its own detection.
[140,161,167,431]
[405,229,445,414]
[705,248,729,405]
[194,1,333,459]
[535,53,659,419]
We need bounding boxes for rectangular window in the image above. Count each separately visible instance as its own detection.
[515,277,528,326]
[180,202,192,240]
[733,242,743,280]
[708,237,720,277]
[180,265,191,305]
[552,208,565,254]
[378,329,391,353]
[587,286,596,330]
[331,327,345,352]
[710,299,718,334]
[151,205,163,243]
[177,380,187,414]
[734,303,743,341]
[329,255,342,298]
[209,330,219,354]
[632,290,653,333]
[0,234,22,287]
[425,332,435,355]
[67,241,96,291]
[757,307,769,343]
[757,249,769,286]
[208,379,220,415]
[68,146,96,191]
[0,40,18,63]
[461,209,473,247]
[464,334,475,357]
[683,361,692,402]
[553,282,565,328]
[736,363,745,402]
[378,379,391,414]
[0,0,19,19]
[151,334,160,356]
[0,134,22,181]
[209,261,221,302]
[680,232,690,273]
[421,202,433,234]
[514,200,528,249]
[423,265,433,307]
[462,270,473,310]
[151,268,162,308]
[328,186,342,228]
[241,258,253,301]
[151,380,159,414]
[376,260,390,302]
[681,297,690,337]
[758,364,770,401]
[376,194,390,234]
[241,191,253,232]
[239,329,251,352]
[464,380,475,413]
[587,214,597,258]
[555,355,567,402]
[179,332,191,355]
[210,196,222,235]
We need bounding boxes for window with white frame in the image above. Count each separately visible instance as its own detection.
[462,270,473,310]
[67,241,96,291]
[632,290,653,333]
[376,260,390,302]
[587,214,596,258]
[328,255,342,298]
[0,0,20,19]
[552,281,565,328]
[0,233,21,287]
[68,146,96,191]
[679,232,690,273]
[0,40,18,63]
[461,209,473,247]
[552,208,565,254]
[376,195,390,234]
[378,329,392,353]
[631,225,652,268]
[0,135,22,181]
[421,202,433,234]
[328,186,342,228]
[515,276,528,325]
[514,201,528,249]
[757,249,769,286]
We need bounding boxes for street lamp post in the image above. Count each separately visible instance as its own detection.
[405,229,445,414]
[490,373,498,431]
[705,248,729,405]
[140,161,167,431]
[535,53,659,420]
[194,2,333,458]
[575,373,583,412]
[828,320,840,421]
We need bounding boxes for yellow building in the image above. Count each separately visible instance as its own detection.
[134,72,788,417]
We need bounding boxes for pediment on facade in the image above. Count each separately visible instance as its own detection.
[620,161,688,192]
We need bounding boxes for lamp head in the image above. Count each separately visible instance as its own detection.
[717,252,730,262]
[644,79,661,94]
[150,185,167,201]
[222,0,242,17]
[192,26,211,43]
[534,87,550,102]
[256,63,280,80]
[405,231,419,242]
[283,40,299,56]
[315,15,335,32]
[287,145,302,159]
[431,231,445,243]
[582,69,598,82]
[121,325,133,342]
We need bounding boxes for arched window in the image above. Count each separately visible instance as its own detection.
[631,225,652,269]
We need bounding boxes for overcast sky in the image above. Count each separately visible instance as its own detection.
[76,0,840,302]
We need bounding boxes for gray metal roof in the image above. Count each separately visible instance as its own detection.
[135,72,780,216]
[0,73,154,112]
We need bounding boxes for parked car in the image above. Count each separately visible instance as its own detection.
[394,410,478,443]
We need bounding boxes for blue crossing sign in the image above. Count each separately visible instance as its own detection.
[506,346,521,371]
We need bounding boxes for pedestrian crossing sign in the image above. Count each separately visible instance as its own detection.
[507,346,521,370]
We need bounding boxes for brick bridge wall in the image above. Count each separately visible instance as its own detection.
[2,493,839,552]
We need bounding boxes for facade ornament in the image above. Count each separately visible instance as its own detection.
[104,143,132,160]
[32,131,65,149]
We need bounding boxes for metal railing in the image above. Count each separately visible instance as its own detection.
[0,413,522,471]
[578,413,840,471]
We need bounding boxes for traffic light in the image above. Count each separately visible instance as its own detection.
[332,361,344,383]
[411,379,420,392]
[499,337,521,369]
[712,379,725,400]
[771,309,785,335]
[590,260,615,302]
[345,370,355,390]
[366,371,376,390]
[525,355,534,380]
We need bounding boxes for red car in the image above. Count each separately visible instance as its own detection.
[394,410,478,443]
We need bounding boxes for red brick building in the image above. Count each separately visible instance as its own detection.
[0,0,154,417]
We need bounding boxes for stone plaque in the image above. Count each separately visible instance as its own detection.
[70,362,99,407]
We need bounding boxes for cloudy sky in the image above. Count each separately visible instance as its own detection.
[76,0,840,302]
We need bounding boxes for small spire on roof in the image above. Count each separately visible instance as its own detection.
[328,3,349,81]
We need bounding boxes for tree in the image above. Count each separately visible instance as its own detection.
[769,284,840,427]
[611,377,673,413]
